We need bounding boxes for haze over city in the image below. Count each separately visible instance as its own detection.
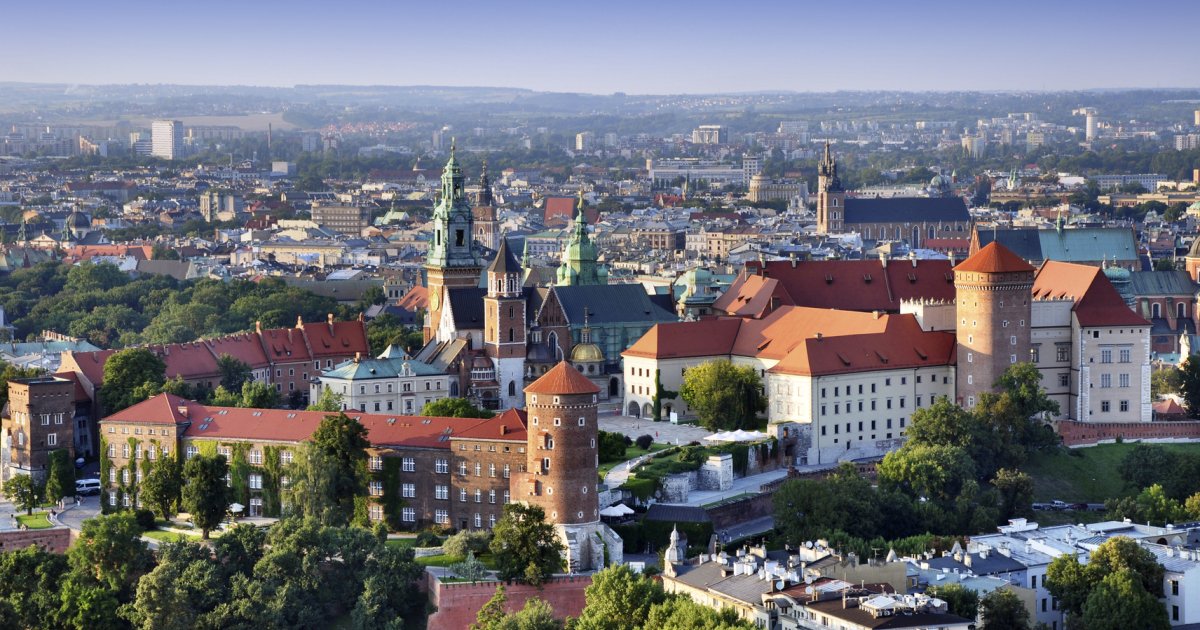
[4,0,1199,93]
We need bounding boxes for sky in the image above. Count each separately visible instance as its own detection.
[4,0,1198,94]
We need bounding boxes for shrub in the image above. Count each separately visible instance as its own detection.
[636,435,654,450]
[415,530,441,547]
[134,508,157,531]
[443,529,491,559]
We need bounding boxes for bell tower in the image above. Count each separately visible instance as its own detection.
[484,237,526,409]
[816,142,845,234]
[424,140,483,342]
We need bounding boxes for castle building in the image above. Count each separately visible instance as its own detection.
[953,242,1035,409]
[310,345,449,415]
[555,193,608,287]
[1,376,76,482]
[522,361,622,572]
[424,142,484,344]
[815,143,972,246]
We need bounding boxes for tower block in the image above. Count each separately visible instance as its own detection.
[523,361,623,572]
[954,242,1034,408]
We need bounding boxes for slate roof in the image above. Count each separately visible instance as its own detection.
[1129,270,1195,296]
[844,196,969,224]
[553,284,677,325]
[924,551,1027,576]
[487,238,521,274]
[645,503,711,523]
[446,287,487,330]
[974,226,1139,264]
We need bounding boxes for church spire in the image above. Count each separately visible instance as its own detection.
[17,218,26,244]
[477,158,494,206]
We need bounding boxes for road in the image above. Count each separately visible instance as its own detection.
[54,494,102,531]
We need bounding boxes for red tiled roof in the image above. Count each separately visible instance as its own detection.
[712,275,787,318]
[1154,399,1185,415]
[303,319,370,358]
[731,259,956,315]
[955,242,1034,274]
[397,285,428,311]
[259,326,314,363]
[769,319,957,377]
[452,408,528,442]
[206,333,269,367]
[623,318,743,359]
[1032,261,1148,327]
[103,393,511,449]
[52,371,90,403]
[525,361,600,395]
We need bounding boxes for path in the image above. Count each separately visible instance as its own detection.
[597,413,712,446]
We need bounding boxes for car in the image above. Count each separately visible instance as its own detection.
[74,478,101,496]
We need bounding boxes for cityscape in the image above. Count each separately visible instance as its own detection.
[1,2,1200,629]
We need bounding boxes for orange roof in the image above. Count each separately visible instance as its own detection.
[103,393,515,449]
[1032,261,1148,327]
[623,318,743,359]
[769,319,957,377]
[524,361,600,395]
[955,242,1034,274]
[398,286,428,311]
[453,408,528,441]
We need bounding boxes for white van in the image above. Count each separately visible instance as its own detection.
[75,478,101,496]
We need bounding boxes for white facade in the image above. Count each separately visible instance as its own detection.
[151,120,183,160]
[312,359,449,415]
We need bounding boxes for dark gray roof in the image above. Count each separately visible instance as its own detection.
[447,287,487,330]
[844,197,969,224]
[1129,270,1196,297]
[554,284,678,326]
[487,238,521,274]
[975,228,1044,262]
[924,551,1026,576]
[645,503,711,523]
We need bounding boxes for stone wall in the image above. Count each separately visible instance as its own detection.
[426,573,592,629]
[706,493,775,530]
[0,526,71,554]
[1056,420,1200,447]
[698,454,732,491]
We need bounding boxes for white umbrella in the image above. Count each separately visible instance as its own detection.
[229,503,245,513]
[600,504,634,517]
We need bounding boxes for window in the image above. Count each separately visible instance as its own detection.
[475,462,482,476]
[368,456,382,471]
[503,490,510,504]
[503,464,510,479]
[1119,373,1130,388]
[1100,374,1111,388]
[218,446,231,458]
[460,488,467,502]
[249,474,263,490]
[435,458,449,473]
[186,445,198,459]
[489,514,496,528]
[122,469,130,484]
[1057,345,1070,362]
[489,490,496,504]
[369,505,383,522]
[1031,346,1040,362]
[1119,348,1131,363]
[402,508,416,522]
[47,433,57,446]
[248,450,262,465]
[122,444,130,458]
[435,485,449,500]
[280,450,293,465]
[434,509,448,524]
[1172,580,1179,596]
[402,457,415,472]
[1101,349,1112,364]
[489,463,496,477]
[1120,400,1129,412]
[1101,400,1111,412]
[474,513,482,528]
[474,489,482,503]
[369,481,382,496]
[402,483,415,498]
[109,468,116,483]
[1059,373,1069,387]
[108,491,117,506]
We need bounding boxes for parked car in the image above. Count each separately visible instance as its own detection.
[74,478,101,496]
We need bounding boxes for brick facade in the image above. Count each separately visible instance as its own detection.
[0,526,71,554]
[425,574,591,630]
[3,376,76,481]
[1055,420,1200,447]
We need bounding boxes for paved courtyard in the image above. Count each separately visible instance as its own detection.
[597,412,712,445]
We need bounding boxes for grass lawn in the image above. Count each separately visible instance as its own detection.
[1024,442,1200,503]
[1032,509,1109,527]
[142,530,189,543]
[598,443,671,478]
[15,512,53,529]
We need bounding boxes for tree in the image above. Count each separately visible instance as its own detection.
[678,360,765,431]
[45,448,75,504]
[995,361,1060,420]
[0,545,68,630]
[1106,484,1184,526]
[238,380,280,409]
[67,512,153,599]
[307,386,344,412]
[877,444,975,504]
[140,455,182,520]
[993,468,1034,521]
[977,588,1030,630]
[3,473,40,515]
[489,503,564,585]
[472,585,564,630]
[350,543,424,630]
[444,529,492,559]
[1181,356,1200,414]
[101,348,167,413]
[216,354,252,392]
[1151,367,1184,398]
[121,540,227,630]
[927,583,979,621]
[1047,536,1166,622]
[422,397,494,418]
[597,430,628,463]
[1081,570,1169,630]
[642,596,754,629]
[182,453,230,539]
[574,564,666,630]
[1119,444,1178,492]
[450,551,489,582]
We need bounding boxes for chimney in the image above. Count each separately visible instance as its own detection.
[177,405,188,418]
[296,315,304,329]
[255,320,263,334]
[879,251,888,267]
[910,251,918,267]
[500,424,507,435]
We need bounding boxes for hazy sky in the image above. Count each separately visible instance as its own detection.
[5,0,1198,93]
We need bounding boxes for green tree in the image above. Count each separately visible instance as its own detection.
[238,380,280,408]
[1119,444,1178,492]
[1047,536,1166,623]
[182,453,230,539]
[977,587,1030,630]
[574,564,666,630]
[678,360,765,431]
[1081,570,1169,630]
[350,543,424,630]
[121,540,227,630]
[422,397,494,418]
[993,468,1034,521]
[140,455,182,520]
[3,473,40,515]
[1106,484,1184,526]
[927,583,979,621]
[101,348,167,413]
[450,551,489,582]
[1151,367,1184,398]
[307,386,344,412]
[995,361,1060,420]
[285,413,369,525]
[0,545,69,629]
[489,503,564,585]
[212,523,267,581]
[45,448,75,503]
[1181,356,1200,414]
[216,354,252,391]
[597,430,628,463]
[472,585,564,630]
[877,444,975,504]
[67,512,153,600]
[642,596,754,629]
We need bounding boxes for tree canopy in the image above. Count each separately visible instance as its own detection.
[101,348,167,413]
[678,360,765,431]
[284,413,369,525]
[422,397,494,418]
[489,503,564,585]
[182,454,230,539]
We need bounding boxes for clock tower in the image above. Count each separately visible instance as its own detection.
[424,141,483,343]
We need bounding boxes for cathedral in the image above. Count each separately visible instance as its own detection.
[417,148,677,410]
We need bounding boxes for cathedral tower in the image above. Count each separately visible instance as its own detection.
[424,141,483,342]
[523,361,622,572]
[556,192,607,286]
[485,238,526,409]
[816,142,845,234]
[954,242,1034,408]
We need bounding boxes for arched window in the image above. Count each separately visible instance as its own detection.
[508,381,516,397]
[1179,302,1187,319]
[1153,303,1161,318]
[508,328,514,342]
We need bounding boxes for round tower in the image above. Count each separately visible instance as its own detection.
[522,361,622,571]
[954,242,1035,408]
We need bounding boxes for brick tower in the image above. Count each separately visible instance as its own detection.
[424,141,482,343]
[485,237,526,409]
[2,376,75,483]
[954,242,1035,408]
[815,142,845,234]
[523,361,622,572]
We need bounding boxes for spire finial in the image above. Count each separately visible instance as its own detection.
[450,137,456,155]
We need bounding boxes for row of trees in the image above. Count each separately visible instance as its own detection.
[1104,443,1200,525]
[925,583,1031,630]
[1046,536,1169,629]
